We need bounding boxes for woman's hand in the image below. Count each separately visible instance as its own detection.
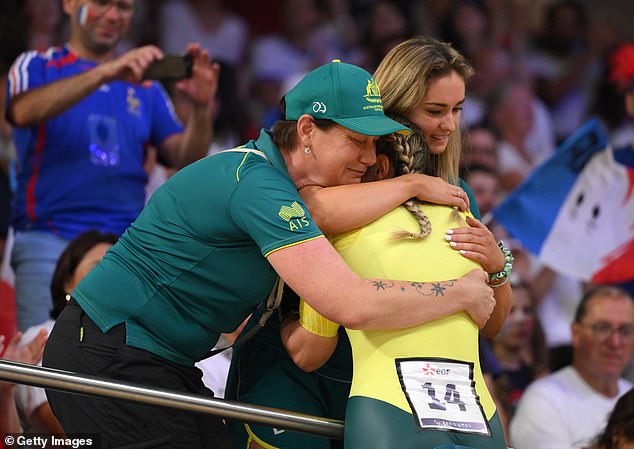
[409,173,470,211]
[445,216,505,274]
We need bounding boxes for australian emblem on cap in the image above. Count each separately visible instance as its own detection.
[363,79,383,111]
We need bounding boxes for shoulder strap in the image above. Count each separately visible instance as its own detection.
[204,146,277,359]
[205,277,285,358]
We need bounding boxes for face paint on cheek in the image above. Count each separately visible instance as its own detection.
[77,4,96,28]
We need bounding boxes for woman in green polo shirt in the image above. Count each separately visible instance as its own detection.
[42,60,495,449]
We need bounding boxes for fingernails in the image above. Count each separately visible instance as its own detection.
[445,235,452,241]
[446,229,454,235]
[460,250,466,255]
[450,241,457,247]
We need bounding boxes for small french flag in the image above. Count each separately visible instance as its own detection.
[492,119,634,284]
[77,4,90,26]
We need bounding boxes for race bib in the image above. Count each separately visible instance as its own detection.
[395,357,489,436]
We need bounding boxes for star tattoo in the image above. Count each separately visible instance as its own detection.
[430,282,447,297]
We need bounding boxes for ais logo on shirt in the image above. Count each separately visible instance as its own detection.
[278,201,310,231]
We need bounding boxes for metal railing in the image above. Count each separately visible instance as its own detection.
[0,360,344,440]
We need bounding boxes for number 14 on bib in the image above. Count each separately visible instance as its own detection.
[396,358,490,436]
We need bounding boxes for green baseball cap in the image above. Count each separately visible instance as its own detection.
[284,60,411,136]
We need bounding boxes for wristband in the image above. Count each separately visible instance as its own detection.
[488,241,513,286]
[299,299,340,337]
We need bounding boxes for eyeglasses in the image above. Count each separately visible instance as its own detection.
[578,321,634,343]
[88,0,134,16]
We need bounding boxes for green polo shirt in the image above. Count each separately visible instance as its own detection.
[74,130,324,366]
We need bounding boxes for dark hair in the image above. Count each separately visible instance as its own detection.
[50,230,118,319]
[271,97,337,151]
[574,285,633,323]
[592,388,634,448]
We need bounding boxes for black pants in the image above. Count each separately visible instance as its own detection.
[42,299,236,449]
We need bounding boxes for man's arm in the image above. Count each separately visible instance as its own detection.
[157,44,220,169]
[267,237,495,330]
[8,46,164,127]
[300,174,470,235]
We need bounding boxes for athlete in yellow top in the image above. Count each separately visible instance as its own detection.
[298,201,505,448]
[282,36,513,449]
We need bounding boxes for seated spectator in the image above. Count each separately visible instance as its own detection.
[490,280,549,419]
[14,230,117,434]
[584,388,634,449]
[510,286,634,449]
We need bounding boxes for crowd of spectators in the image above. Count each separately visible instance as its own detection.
[0,0,633,448]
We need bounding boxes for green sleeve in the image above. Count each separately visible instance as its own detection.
[459,178,481,220]
[229,158,323,257]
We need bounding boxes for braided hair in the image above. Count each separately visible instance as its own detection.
[380,117,464,240]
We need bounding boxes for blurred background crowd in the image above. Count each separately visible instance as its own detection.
[0,0,633,445]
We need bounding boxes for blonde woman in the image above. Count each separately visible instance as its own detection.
[283,37,512,449]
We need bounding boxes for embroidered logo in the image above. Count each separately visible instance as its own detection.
[278,201,310,231]
[127,87,141,116]
[312,101,327,113]
[278,201,305,221]
[363,78,383,111]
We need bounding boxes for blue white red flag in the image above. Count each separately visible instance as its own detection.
[492,119,634,283]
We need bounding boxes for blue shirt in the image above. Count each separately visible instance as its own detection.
[6,46,183,239]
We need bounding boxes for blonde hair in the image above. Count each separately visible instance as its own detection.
[374,35,473,183]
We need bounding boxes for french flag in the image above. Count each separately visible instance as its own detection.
[492,119,634,284]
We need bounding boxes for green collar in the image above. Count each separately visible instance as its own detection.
[250,129,289,174]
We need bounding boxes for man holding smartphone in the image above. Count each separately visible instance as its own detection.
[5,0,219,332]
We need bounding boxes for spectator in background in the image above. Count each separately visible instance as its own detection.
[488,80,554,193]
[461,126,499,171]
[159,0,248,69]
[0,0,66,265]
[510,286,634,449]
[526,0,597,142]
[438,0,491,59]
[14,230,117,435]
[358,0,413,72]
[601,41,634,383]
[5,0,219,331]
[249,0,339,129]
[591,44,634,149]
[23,0,66,51]
[461,163,499,218]
[490,280,549,420]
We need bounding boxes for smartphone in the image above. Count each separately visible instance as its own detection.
[142,54,193,81]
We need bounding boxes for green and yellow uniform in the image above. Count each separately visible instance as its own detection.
[302,204,505,449]
[74,129,323,366]
[227,302,351,449]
